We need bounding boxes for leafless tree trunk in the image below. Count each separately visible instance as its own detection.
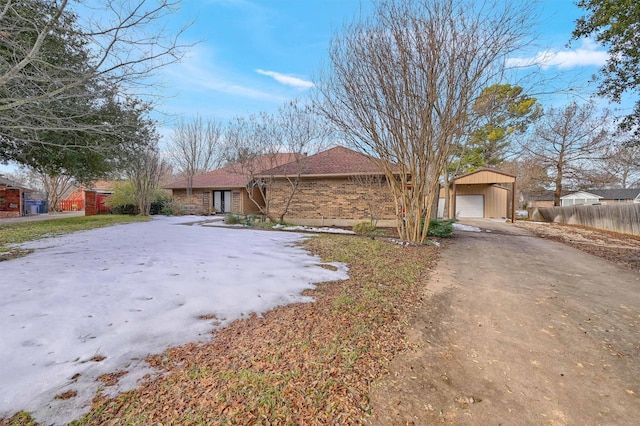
[314,0,535,242]
[224,113,281,221]
[271,99,330,223]
[521,103,611,206]
[168,115,225,202]
[225,101,328,223]
[127,146,170,216]
[499,158,552,207]
[39,173,76,212]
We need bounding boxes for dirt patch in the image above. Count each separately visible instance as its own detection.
[515,221,640,272]
[368,221,640,425]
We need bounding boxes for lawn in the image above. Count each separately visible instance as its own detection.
[0,217,439,425]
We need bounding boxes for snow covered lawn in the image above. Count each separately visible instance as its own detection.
[0,216,348,425]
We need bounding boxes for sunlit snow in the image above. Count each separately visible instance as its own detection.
[0,216,348,425]
[453,223,482,232]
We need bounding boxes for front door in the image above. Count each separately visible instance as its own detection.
[214,190,232,213]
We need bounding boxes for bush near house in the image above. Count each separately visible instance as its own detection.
[104,181,171,215]
[427,219,455,238]
[353,221,381,235]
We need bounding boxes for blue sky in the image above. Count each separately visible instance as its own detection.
[157,0,368,120]
[0,0,622,175]
[154,0,612,124]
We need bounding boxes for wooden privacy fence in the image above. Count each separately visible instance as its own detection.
[58,199,84,211]
[532,203,640,235]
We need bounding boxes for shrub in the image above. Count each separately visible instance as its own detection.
[104,183,172,216]
[353,221,378,235]
[427,218,455,238]
[160,200,183,215]
[110,204,137,215]
[225,214,244,225]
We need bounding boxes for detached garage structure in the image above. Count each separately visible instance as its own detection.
[439,168,516,222]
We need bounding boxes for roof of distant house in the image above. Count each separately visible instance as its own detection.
[89,180,117,192]
[258,146,390,177]
[0,175,35,192]
[163,153,300,189]
[589,188,640,200]
[523,188,640,202]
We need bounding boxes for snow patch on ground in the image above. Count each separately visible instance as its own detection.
[453,223,482,233]
[273,224,356,234]
[0,215,348,425]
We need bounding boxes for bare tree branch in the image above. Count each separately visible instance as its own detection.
[521,102,612,205]
[168,115,225,201]
[315,0,536,242]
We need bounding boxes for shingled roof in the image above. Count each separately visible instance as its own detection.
[258,146,389,177]
[163,153,299,189]
[590,188,640,201]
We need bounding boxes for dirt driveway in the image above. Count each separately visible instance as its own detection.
[369,220,640,425]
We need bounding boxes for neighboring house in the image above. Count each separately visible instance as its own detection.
[520,191,557,208]
[438,168,517,221]
[257,146,398,227]
[560,188,640,206]
[522,188,640,208]
[163,154,299,214]
[59,180,117,212]
[560,191,602,207]
[0,175,36,218]
[590,188,640,204]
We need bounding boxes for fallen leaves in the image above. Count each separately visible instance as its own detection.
[64,234,439,425]
[516,222,640,272]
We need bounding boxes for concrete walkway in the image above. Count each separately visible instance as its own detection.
[0,211,85,225]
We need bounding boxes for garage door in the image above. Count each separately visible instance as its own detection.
[456,195,484,218]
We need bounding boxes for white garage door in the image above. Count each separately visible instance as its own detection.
[456,195,484,218]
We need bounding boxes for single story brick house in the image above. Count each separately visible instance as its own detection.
[164,154,299,214]
[257,146,398,227]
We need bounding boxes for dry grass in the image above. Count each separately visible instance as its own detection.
[516,221,640,272]
[2,234,438,426]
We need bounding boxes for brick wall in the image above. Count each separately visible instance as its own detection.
[170,188,262,214]
[0,188,22,217]
[171,189,209,207]
[85,191,97,216]
[268,176,397,226]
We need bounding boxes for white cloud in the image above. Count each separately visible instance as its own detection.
[255,69,315,89]
[162,46,286,102]
[507,38,609,70]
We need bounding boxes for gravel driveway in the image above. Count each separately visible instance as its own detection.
[369,220,640,425]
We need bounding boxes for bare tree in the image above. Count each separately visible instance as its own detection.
[315,0,535,242]
[38,172,76,212]
[168,115,225,201]
[499,158,552,206]
[127,146,169,216]
[0,0,189,168]
[224,111,299,222]
[601,133,640,188]
[266,99,331,223]
[521,102,611,206]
